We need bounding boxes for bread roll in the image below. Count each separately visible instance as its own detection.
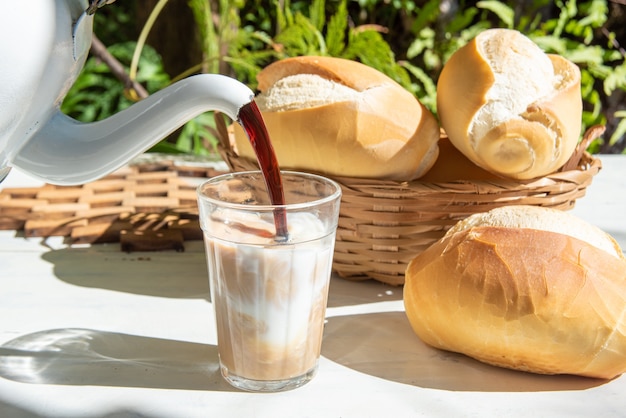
[437,29,582,180]
[233,56,440,181]
[404,205,626,379]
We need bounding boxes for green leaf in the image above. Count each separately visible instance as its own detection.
[553,0,578,38]
[274,11,326,56]
[603,62,626,95]
[326,0,348,56]
[531,35,567,54]
[446,8,479,34]
[406,27,434,60]
[476,1,514,28]
[576,0,608,37]
[274,0,287,31]
[148,141,189,154]
[309,0,326,32]
[564,44,605,65]
[410,0,439,33]
[610,113,626,147]
[175,112,219,155]
[344,29,399,77]
[399,61,437,112]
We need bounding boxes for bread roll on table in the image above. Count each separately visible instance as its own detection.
[233,56,440,181]
[437,29,583,180]
[404,205,626,379]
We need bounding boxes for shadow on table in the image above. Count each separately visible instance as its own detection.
[0,328,234,392]
[0,398,159,418]
[31,247,616,393]
[0,317,612,395]
[39,243,404,307]
[322,311,611,392]
[40,244,211,299]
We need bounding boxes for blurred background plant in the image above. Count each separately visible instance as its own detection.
[62,0,626,155]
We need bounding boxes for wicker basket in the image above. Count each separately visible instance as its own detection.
[216,119,603,286]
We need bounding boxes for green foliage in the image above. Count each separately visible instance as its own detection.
[476,1,514,28]
[174,0,414,153]
[233,0,412,91]
[169,112,220,155]
[61,42,170,122]
[188,0,218,74]
[396,0,626,152]
[64,0,626,155]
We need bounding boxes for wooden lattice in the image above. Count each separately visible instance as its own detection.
[0,162,227,252]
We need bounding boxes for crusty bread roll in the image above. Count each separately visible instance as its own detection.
[233,56,440,181]
[404,205,626,379]
[437,29,582,180]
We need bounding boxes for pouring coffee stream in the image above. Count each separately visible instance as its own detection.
[238,102,289,239]
[0,0,288,237]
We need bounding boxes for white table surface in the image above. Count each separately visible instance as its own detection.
[0,156,625,418]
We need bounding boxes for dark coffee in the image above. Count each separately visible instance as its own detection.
[237,101,288,238]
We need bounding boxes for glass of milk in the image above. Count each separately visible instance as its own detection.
[197,171,341,392]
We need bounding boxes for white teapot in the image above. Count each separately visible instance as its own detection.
[0,0,254,184]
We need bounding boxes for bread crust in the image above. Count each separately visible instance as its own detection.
[257,55,393,93]
[436,29,582,180]
[404,208,626,379]
[234,56,440,181]
[419,136,501,182]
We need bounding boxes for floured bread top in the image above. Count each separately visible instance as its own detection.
[469,30,560,142]
[447,205,624,259]
[256,74,360,112]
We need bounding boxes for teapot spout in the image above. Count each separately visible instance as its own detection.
[12,74,254,185]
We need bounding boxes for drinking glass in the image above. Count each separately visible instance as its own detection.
[197,170,342,392]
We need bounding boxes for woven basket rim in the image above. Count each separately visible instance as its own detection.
[214,114,602,190]
[216,138,600,194]
[215,114,604,286]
